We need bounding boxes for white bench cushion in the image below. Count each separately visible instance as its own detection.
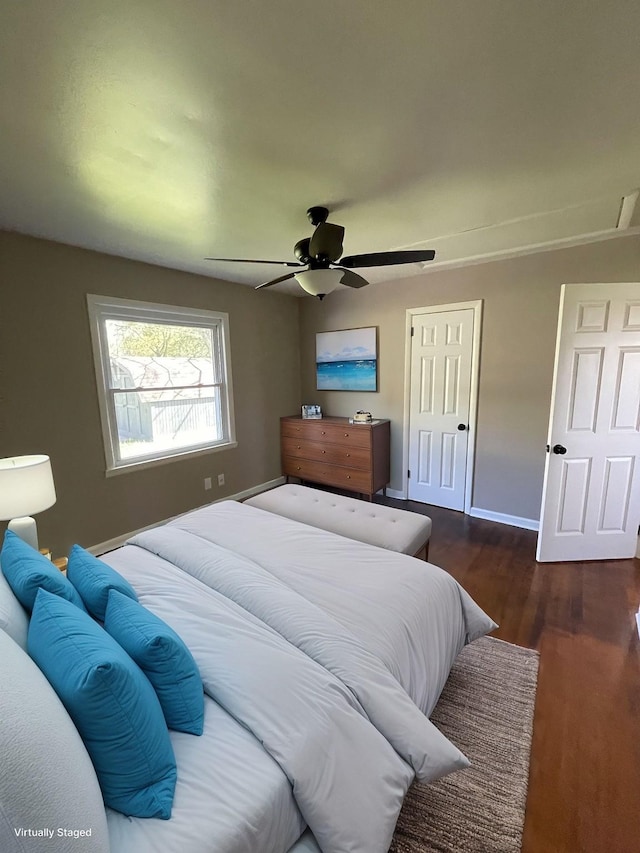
[245,485,431,556]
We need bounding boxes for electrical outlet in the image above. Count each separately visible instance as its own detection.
[217,473,225,487]
[204,477,212,491]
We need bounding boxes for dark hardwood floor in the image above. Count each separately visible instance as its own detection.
[377,497,640,853]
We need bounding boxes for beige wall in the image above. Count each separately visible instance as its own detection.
[299,234,640,521]
[0,232,301,555]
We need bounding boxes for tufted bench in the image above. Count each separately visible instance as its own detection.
[244,484,432,560]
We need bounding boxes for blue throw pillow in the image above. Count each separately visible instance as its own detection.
[28,588,177,819]
[1,530,87,613]
[67,544,138,621]
[104,590,204,736]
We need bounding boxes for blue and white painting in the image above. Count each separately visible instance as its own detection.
[316,327,378,391]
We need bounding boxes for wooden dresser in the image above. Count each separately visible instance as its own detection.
[280,415,391,500]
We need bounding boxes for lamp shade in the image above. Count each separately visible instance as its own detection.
[294,269,343,298]
[0,455,57,520]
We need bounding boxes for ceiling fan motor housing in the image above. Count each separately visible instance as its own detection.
[306,206,329,226]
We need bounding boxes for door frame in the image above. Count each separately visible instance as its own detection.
[401,300,483,509]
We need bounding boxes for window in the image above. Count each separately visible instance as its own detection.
[87,295,236,474]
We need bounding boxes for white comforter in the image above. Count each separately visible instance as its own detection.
[165,501,494,714]
[102,501,495,853]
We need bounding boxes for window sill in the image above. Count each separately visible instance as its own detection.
[105,442,238,477]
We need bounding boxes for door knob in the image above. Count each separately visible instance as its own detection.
[552,444,567,455]
[457,423,467,431]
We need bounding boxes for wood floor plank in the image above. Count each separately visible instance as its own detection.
[525,631,640,853]
[378,497,640,853]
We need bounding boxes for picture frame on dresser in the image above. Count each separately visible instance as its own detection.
[301,404,323,419]
[316,327,378,391]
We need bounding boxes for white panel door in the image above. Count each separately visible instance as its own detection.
[408,308,474,509]
[537,283,640,562]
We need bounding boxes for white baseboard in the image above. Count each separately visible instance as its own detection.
[89,476,285,555]
[227,476,286,503]
[381,502,632,543]
[384,487,407,500]
[376,492,539,532]
[468,506,540,531]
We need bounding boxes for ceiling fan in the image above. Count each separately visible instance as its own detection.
[205,206,436,299]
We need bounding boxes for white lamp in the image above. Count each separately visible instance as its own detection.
[0,455,57,550]
[294,269,343,300]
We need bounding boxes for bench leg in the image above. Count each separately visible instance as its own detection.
[413,542,430,561]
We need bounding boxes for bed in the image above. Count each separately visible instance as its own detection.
[0,499,496,853]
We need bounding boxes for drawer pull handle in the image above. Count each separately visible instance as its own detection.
[321,431,326,435]
[346,453,350,457]
[322,450,326,454]
[346,475,351,479]
[297,445,301,449]
[344,433,349,437]
[296,466,301,471]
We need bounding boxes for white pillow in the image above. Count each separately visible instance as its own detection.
[0,561,28,649]
[0,629,110,853]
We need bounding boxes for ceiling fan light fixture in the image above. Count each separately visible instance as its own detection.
[294,268,343,299]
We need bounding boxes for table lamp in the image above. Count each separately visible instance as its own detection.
[0,455,57,550]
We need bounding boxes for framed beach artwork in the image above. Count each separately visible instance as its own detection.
[316,327,378,391]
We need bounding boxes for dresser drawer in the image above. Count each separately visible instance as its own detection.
[281,437,371,470]
[281,420,311,439]
[281,420,371,449]
[282,456,372,493]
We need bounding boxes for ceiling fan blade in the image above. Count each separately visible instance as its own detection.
[339,250,436,268]
[334,267,369,289]
[255,271,299,290]
[205,257,303,267]
[309,223,345,262]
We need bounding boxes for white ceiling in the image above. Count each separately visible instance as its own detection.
[1,0,640,296]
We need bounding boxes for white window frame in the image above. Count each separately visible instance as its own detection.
[87,295,236,476]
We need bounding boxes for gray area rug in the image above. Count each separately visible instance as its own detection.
[390,636,539,853]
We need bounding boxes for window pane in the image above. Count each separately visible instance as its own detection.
[113,387,223,460]
[106,320,215,389]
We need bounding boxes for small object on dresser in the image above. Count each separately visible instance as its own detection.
[302,404,322,419]
[350,410,373,424]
